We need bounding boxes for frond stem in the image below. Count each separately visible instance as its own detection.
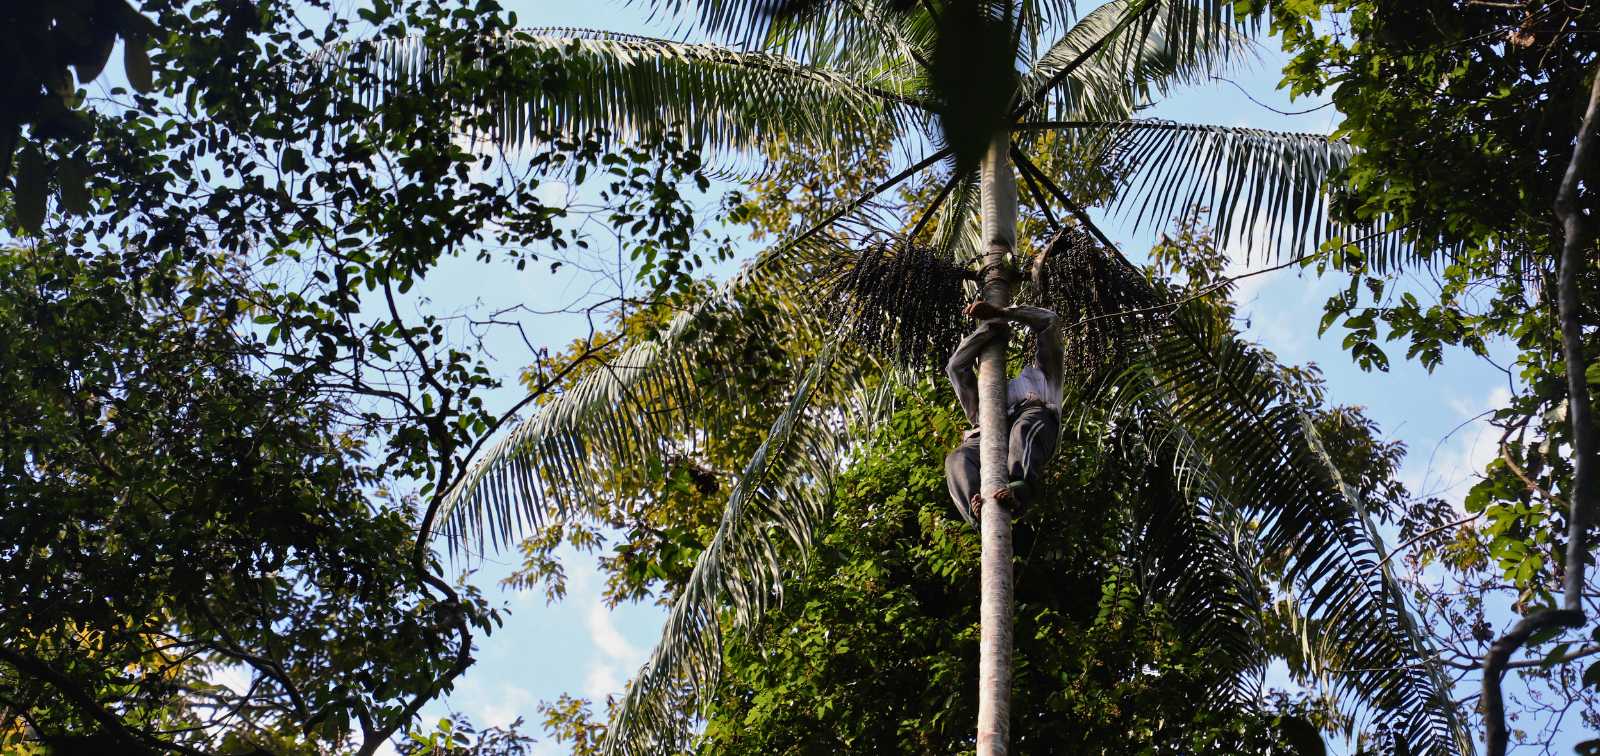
[908,173,961,241]
[1012,150,1059,231]
[1013,120,1341,142]
[1008,144,1119,253]
[754,147,954,274]
[1011,0,1156,119]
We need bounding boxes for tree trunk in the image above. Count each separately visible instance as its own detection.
[976,134,1018,755]
[1483,65,1600,756]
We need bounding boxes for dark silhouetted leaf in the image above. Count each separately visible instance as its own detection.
[1280,716,1327,756]
[14,146,47,234]
[57,155,90,215]
[125,34,154,93]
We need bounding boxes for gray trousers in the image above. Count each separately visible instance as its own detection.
[944,405,1060,525]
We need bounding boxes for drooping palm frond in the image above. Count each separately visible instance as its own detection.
[1019,0,1254,123]
[1097,304,1470,755]
[927,168,983,261]
[1028,120,1409,264]
[435,138,954,546]
[436,232,844,551]
[759,0,936,84]
[327,29,927,176]
[1121,445,1269,706]
[600,339,865,755]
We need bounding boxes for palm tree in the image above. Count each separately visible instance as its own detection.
[348,2,1467,753]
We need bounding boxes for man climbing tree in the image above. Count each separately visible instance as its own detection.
[944,295,1063,525]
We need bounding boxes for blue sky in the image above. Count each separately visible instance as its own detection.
[390,3,1539,754]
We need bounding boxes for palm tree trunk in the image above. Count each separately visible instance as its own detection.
[976,134,1018,755]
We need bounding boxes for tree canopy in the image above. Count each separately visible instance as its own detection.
[1,0,726,751]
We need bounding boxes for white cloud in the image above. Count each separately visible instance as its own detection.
[580,582,646,701]
[584,662,624,701]
[477,684,536,729]
[1404,385,1513,510]
[587,600,642,663]
[511,554,648,702]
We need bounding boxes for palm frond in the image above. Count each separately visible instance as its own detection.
[928,168,983,263]
[324,29,925,176]
[1020,0,1253,123]
[1032,119,1409,264]
[1135,459,1270,705]
[436,233,843,551]
[600,340,861,754]
[772,0,936,84]
[1098,304,1469,755]
[652,0,1079,76]
[437,126,952,550]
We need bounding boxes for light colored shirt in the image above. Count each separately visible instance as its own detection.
[945,305,1064,431]
[1007,365,1057,412]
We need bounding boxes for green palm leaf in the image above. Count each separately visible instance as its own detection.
[601,339,864,755]
[1030,120,1407,263]
[331,29,924,175]
[1020,0,1253,123]
[927,168,982,261]
[372,2,1463,751]
[1118,432,1271,706]
[436,130,955,548]
[1101,304,1469,755]
[652,0,1079,61]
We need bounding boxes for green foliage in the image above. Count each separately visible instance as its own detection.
[400,714,537,756]
[0,0,732,751]
[1248,5,1600,744]
[0,242,466,753]
[526,216,1459,754]
[403,1,1477,750]
[0,0,159,230]
[1255,0,1598,257]
[1163,6,1600,752]
[698,383,1312,754]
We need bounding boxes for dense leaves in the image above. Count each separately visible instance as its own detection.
[0,0,729,751]
[1250,1,1600,749]
[523,218,1465,754]
[698,382,1326,755]
[0,242,468,754]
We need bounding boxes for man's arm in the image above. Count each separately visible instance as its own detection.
[945,318,1009,426]
[968,302,1063,396]
[1009,305,1063,392]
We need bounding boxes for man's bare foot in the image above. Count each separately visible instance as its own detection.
[983,486,1026,519]
[964,300,1004,320]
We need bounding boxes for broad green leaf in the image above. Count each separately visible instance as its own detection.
[13,146,47,234]
[57,155,90,215]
